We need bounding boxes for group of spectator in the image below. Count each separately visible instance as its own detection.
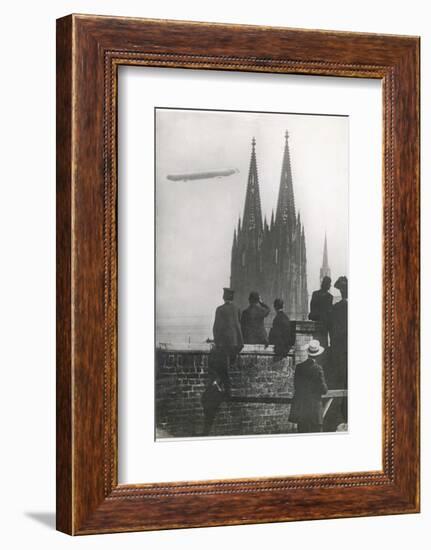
[292,275,348,433]
[202,277,348,436]
[212,288,295,360]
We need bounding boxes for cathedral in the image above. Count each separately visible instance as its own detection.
[230,132,309,320]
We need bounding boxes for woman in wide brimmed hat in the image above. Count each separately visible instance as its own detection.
[307,339,325,357]
[289,339,328,433]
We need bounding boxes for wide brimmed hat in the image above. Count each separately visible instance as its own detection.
[307,339,325,357]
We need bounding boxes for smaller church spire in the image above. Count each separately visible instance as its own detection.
[319,232,331,283]
[323,233,328,265]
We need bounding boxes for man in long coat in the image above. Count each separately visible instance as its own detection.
[289,339,328,433]
[240,291,270,345]
[269,298,294,358]
[327,276,348,389]
[202,288,243,435]
[324,276,348,431]
[308,276,333,348]
[212,287,244,359]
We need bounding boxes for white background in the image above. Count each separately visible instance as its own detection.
[119,68,382,483]
[0,0,427,548]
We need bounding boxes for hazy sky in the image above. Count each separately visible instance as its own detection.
[156,108,348,323]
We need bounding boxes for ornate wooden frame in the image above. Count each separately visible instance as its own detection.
[56,14,420,535]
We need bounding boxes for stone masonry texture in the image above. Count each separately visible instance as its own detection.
[155,325,316,438]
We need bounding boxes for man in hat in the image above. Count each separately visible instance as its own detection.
[213,287,243,359]
[240,291,271,345]
[289,339,328,433]
[328,276,348,389]
[269,298,294,358]
[211,287,243,393]
[308,276,333,348]
[324,276,348,430]
[202,288,244,435]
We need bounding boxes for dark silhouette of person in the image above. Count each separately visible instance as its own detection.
[269,298,294,358]
[240,291,271,345]
[213,287,244,360]
[328,276,348,388]
[309,276,333,348]
[289,339,328,433]
[201,347,230,436]
[324,276,348,431]
[202,288,243,436]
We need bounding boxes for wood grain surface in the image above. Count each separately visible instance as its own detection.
[56,14,420,535]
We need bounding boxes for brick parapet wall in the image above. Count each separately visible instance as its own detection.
[156,322,320,438]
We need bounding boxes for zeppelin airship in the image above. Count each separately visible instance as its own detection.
[166,168,239,182]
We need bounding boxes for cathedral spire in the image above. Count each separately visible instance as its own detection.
[320,233,331,282]
[275,130,296,226]
[242,137,263,234]
[230,131,308,318]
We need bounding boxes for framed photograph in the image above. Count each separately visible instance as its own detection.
[153,107,348,442]
[56,14,420,534]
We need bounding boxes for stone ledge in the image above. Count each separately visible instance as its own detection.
[157,343,282,355]
[157,320,322,354]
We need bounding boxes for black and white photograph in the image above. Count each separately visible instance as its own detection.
[155,107,349,439]
[0,0,424,545]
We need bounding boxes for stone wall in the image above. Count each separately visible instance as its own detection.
[155,322,318,438]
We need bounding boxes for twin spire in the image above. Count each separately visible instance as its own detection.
[242,136,263,233]
[276,130,296,226]
[241,133,331,289]
[230,131,309,317]
[241,132,297,236]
